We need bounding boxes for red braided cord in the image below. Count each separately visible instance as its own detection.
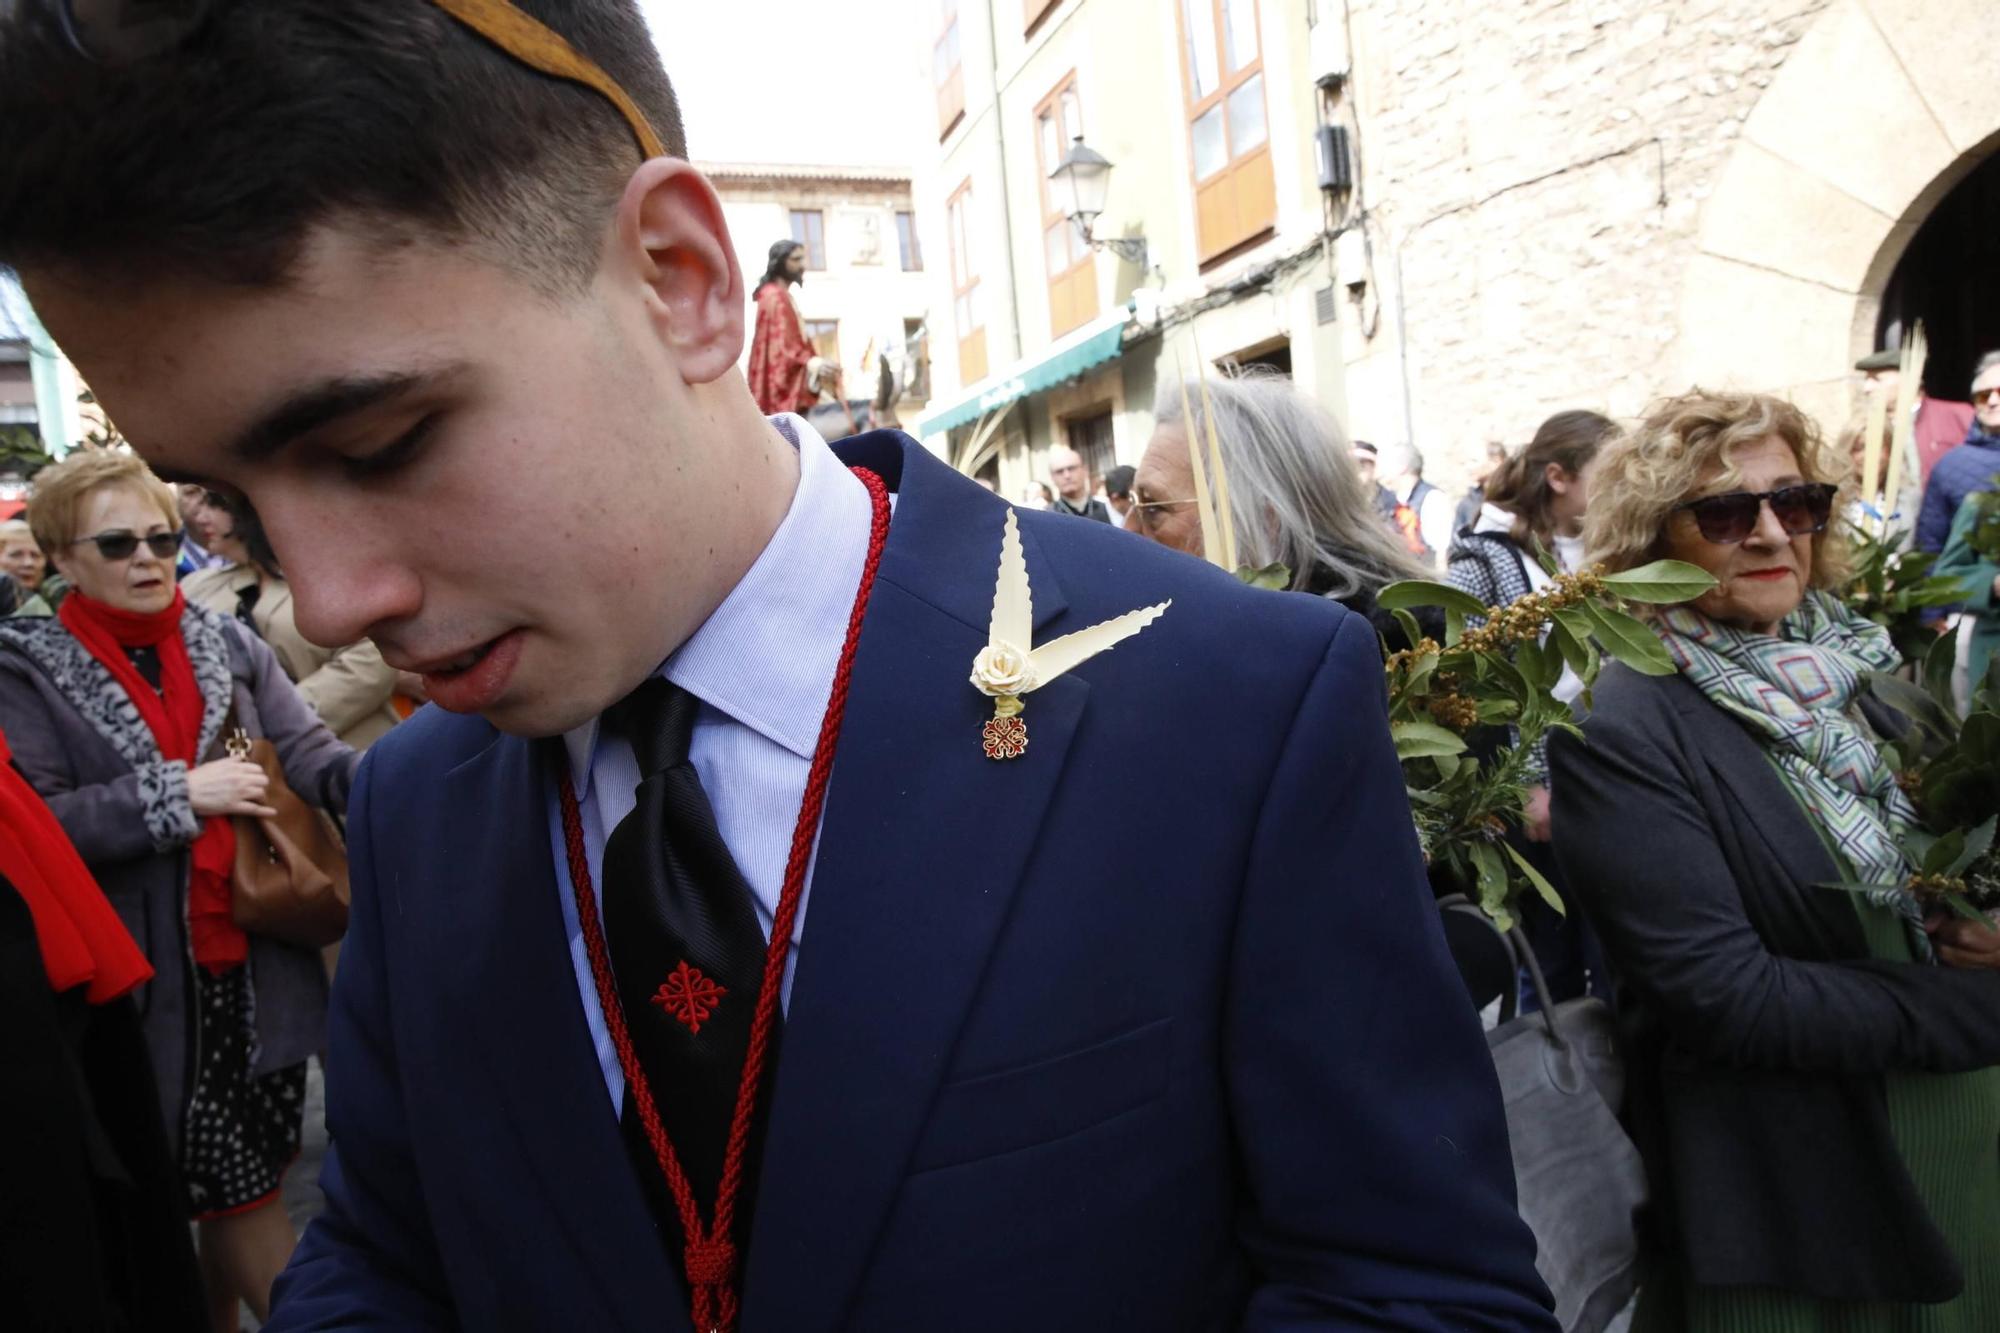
[557,466,891,1333]
[715,465,891,1240]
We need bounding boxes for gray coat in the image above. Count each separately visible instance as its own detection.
[0,603,357,1151]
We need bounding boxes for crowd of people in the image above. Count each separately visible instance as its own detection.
[6,1,2000,1330]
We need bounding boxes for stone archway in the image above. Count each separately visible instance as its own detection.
[1678,0,2000,426]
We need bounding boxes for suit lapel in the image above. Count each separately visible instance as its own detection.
[435,734,685,1331]
[740,435,1083,1333]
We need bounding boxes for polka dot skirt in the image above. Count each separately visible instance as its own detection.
[182,964,305,1220]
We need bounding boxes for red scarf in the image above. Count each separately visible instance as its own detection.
[59,590,244,973]
[0,727,152,1000]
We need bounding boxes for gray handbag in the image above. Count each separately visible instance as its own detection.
[1443,898,1647,1333]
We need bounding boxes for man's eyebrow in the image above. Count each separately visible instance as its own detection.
[226,367,453,463]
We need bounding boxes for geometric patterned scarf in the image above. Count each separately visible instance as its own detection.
[1657,590,1922,938]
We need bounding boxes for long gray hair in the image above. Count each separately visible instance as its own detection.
[1153,370,1429,599]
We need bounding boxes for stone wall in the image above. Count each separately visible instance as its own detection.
[1335,0,1836,485]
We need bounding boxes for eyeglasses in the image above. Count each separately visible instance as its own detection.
[71,529,183,561]
[1974,386,2000,406]
[23,0,664,160]
[1674,483,1837,545]
[1130,497,1197,531]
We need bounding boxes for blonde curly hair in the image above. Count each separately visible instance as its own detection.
[1584,389,1851,592]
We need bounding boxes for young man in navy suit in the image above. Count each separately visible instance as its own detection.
[0,3,1554,1328]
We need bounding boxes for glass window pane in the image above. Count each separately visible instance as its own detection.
[956,292,972,333]
[1227,73,1268,157]
[1040,110,1061,183]
[1061,87,1082,143]
[1181,0,1219,100]
[1045,220,1071,276]
[1070,221,1093,268]
[1222,0,1258,72]
[1191,104,1227,179]
[968,284,984,329]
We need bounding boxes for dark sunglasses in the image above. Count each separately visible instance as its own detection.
[11,0,663,159]
[71,529,182,561]
[1674,483,1838,545]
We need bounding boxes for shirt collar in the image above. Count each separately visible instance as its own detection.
[562,414,870,794]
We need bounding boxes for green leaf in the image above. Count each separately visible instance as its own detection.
[1547,615,1595,681]
[1468,841,1510,919]
[1602,559,1719,604]
[1946,816,1998,879]
[1378,579,1491,620]
[1924,630,1960,714]
[1477,698,1521,723]
[1865,671,1960,748]
[1582,601,1677,676]
[1234,561,1292,591]
[1820,879,1911,896]
[1391,608,1426,654]
[1516,637,1556,692]
[1392,720,1469,760]
[1403,649,1440,698]
[1432,752,1462,781]
[1503,842,1565,917]
[1924,829,1967,878]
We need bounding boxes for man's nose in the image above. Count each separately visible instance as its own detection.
[259,500,421,649]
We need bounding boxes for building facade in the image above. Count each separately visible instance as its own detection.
[706,163,934,428]
[1330,0,2000,486]
[912,0,1354,498]
[913,0,2000,500]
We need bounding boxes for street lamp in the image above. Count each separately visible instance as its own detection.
[1050,136,1149,267]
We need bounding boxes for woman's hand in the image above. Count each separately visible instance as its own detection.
[1523,784,1553,842]
[187,759,276,818]
[1927,914,2000,970]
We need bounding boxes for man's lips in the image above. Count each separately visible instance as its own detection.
[401,631,526,715]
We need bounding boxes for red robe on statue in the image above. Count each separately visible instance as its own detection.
[747,280,818,416]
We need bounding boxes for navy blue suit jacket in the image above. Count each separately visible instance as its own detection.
[270,433,1553,1331]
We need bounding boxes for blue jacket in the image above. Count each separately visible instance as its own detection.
[1915,430,2000,554]
[269,432,1553,1332]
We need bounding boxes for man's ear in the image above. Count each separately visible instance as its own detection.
[614,160,745,384]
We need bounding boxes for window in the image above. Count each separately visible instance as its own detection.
[1067,410,1115,486]
[1177,0,1276,264]
[1024,0,1060,34]
[903,317,930,400]
[788,210,826,271]
[934,1,965,139]
[1034,74,1097,338]
[946,179,987,385]
[804,320,840,367]
[896,211,923,272]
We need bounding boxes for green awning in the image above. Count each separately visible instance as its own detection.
[915,311,1131,439]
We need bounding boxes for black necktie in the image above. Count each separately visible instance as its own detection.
[600,678,776,1241]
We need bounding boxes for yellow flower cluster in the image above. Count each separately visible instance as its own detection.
[1427,692,1481,731]
[1458,568,1609,657]
[1909,872,1970,902]
[1384,638,1442,675]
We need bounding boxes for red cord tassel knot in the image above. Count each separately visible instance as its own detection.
[684,1238,737,1287]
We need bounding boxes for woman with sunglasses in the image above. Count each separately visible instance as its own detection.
[0,450,358,1330]
[1550,389,2000,1330]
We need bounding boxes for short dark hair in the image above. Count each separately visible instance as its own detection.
[1102,465,1135,499]
[0,1,687,294]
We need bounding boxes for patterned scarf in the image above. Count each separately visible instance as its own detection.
[1656,591,1921,936]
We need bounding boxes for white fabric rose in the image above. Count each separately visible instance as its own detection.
[970,642,1038,697]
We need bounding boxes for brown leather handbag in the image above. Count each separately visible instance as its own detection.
[225,727,351,949]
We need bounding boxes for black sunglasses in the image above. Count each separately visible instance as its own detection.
[71,529,182,561]
[1674,483,1838,545]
